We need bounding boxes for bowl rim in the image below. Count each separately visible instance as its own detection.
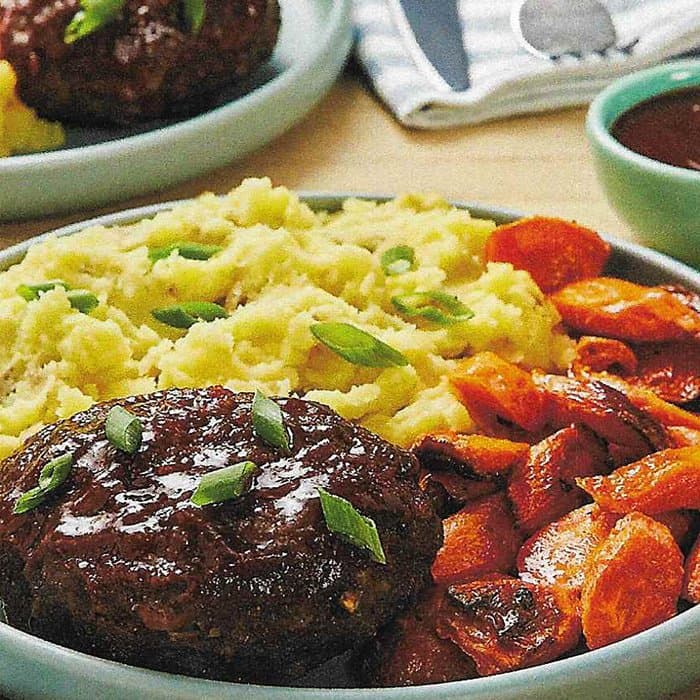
[585,57,700,182]
[0,193,699,699]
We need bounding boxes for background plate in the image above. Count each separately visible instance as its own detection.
[0,194,699,699]
[0,1,352,222]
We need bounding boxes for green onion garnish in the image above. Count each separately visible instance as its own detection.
[182,0,206,33]
[381,246,415,276]
[310,322,409,368]
[317,487,386,564]
[252,390,290,454]
[392,290,474,326]
[17,280,70,300]
[105,406,143,455]
[17,281,98,314]
[151,301,229,329]
[148,241,223,262]
[190,461,257,507]
[64,0,126,43]
[13,453,73,515]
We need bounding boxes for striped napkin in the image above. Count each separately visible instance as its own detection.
[352,0,700,128]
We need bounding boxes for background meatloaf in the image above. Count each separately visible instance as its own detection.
[0,387,441,684]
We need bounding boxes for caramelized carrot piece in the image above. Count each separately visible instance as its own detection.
[431,493,522,585]
[419,470,499,517]
[577,446,700,513]
[569,336,638,377]
[666,425,700,447]
[581,513,683,649]
[508,425,610,535]
[551,278,700,343]
[413,431,530,477]
[361,586,477,687]
[484,216,611,293]
[517,504,619,596]
[450,352,549,434]
[629,342,700,404]
[682,535,700,604]
[437,576,581,675]
[533,373,666,455]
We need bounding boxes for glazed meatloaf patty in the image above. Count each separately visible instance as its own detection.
[0,0,280,124]
[0,387,441,684]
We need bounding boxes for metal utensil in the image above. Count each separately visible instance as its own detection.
[511,0,635,60]
[388,0,470,91]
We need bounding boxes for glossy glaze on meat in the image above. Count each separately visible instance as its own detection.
[0,0,279,124]
[0,387,441,684]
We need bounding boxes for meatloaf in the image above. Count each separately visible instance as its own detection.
[0,0,280,124]
[0,387,441,684]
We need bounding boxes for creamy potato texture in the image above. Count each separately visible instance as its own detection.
[0,179,573,459]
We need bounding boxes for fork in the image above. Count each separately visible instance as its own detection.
[511,0,638,61]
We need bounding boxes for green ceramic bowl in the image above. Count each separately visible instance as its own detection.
[586,59,700,267]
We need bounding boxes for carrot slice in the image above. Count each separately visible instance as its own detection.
[508,425,609,535]
[577,446,700,513]
[569,336,638,377]
[551,278,700,343]
[450,352,549,434]
[484,216,611,293]
[533,373,666,455]
[361,586,477,687]
[629,342,700,404]
[431,493,522,586]
[581,513,683,650]
[517,504,619,596]
[437,576,581,675]
[413,432,530,478]
[682,535,700,604]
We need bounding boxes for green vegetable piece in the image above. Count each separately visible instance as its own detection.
[64,0,126,44]
[105,406,143,455]
[151,301,229,329]
[148,241,223,262]
[182,0,206,33]
[317,487,386,564]
[13,453,73,515]
[310,322,409,368]
[252,390,290,454]
[66,290,99,314]
[190,461,257,507]
[381,245,415,276]
[17,280,71,301]
[392,290,474,326]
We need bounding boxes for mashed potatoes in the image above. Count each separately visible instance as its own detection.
[0,178,573,459]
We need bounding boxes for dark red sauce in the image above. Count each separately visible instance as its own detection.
[611,86,700,171]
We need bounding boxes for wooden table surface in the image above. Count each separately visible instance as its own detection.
[0,68,698,699]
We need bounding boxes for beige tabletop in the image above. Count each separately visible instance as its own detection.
[0,68,698,699]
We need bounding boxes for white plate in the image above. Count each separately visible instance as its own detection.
[0,1,352,221]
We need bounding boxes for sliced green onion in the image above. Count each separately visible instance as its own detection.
[381,246,415,276]
[252,390,290,454]
[182,0,206,33]
[310,322,409,368]
[13,452,73,515]
[190,461,257,507]
[17,280,70,301]
[392,290,474,326]
[317,487,386,564]
[64,0,126,43]
[148,241,222,262]
[66,290,99,314]
[105,406,143,454]
[151,301,229,329]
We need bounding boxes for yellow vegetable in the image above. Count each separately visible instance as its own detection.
[0,61,64,157]
[0,178,574,460]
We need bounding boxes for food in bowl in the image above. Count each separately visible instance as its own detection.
[0,0,280,124]
[0,387,440,683]
[611,86,700,172]
[0,181,699,688]
[0,60,64,155]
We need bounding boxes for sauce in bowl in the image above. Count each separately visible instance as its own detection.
[611,86,700,171]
